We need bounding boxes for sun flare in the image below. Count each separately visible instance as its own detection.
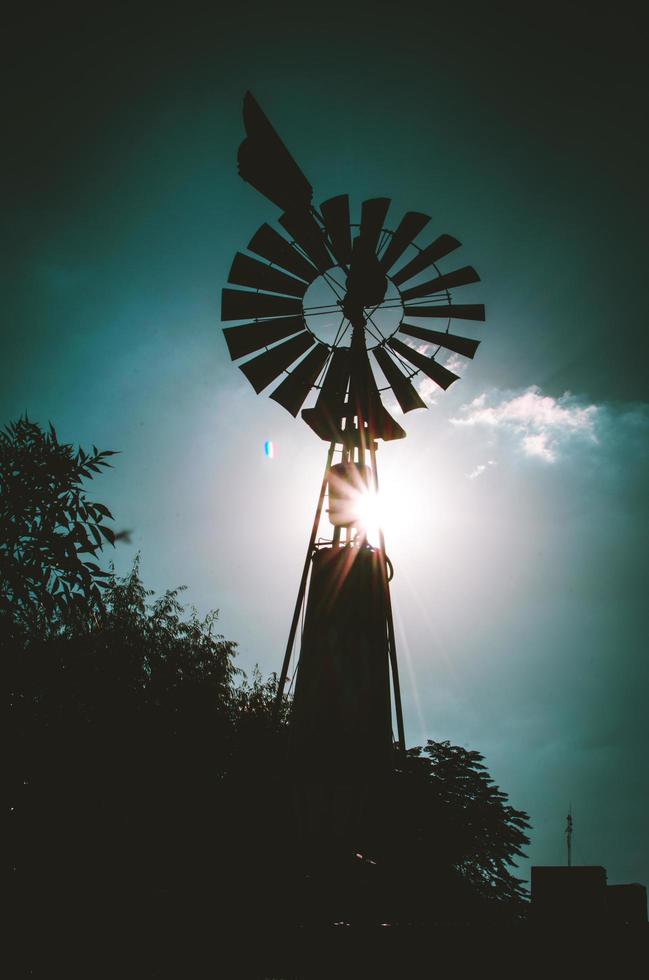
[356,488,382,547]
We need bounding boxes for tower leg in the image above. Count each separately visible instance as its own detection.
[369,437,406,754]
[273,440,336,719]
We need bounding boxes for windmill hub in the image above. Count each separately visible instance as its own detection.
[342,231,389,321]
[302,270,404,349]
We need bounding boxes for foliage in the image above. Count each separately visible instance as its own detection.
[9,558,240,904]
[230,665,289,767]
[0,417,116,635]
[266,740,531,928]
[10,557,238,729]
[421,740,530,900]
[10,557,530,929]
[7,416,531,944]
[376,741,531,920]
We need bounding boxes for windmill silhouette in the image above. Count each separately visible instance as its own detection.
[221,92,484,782]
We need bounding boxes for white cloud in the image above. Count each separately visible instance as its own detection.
[451,386,599,463]
[468,459,497,479]
[522,432,555,462]
[384,396,403,416]
[415,377,438,405]
[443,353,465,375]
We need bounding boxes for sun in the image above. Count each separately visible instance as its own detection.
[355,488,383,547]
[324,459,408,550]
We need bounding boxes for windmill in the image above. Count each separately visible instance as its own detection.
[221,92,484,789]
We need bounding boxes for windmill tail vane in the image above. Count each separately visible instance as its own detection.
[237,91,313,215]
[221,92,485,805]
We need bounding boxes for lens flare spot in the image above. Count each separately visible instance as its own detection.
[264,440,275,459]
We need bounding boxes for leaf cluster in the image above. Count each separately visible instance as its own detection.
[10,556,238,736]
[398,742,531,911]
[9,558,241,905]
[0,417,116,634]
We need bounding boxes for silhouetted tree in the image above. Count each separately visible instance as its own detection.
[0,417,116,636]
[214,695,531,928]
[354,741,531,924]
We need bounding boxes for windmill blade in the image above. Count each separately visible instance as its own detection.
[399,324,480,359]
[279,211,333,272]
[363,370,407,440]
[302,348,351,439]
[270,343,330,416]
[221,289,302,321]
[379,211,431,272]
[237,91,313,213]
[239,332,315,393]
[316,347,350,411]
[388,337,459,391]
[320,195,352,266]
[400,266,481,301]
[402,303,485,321]
[373,346,427,413]
[360,198,390,256]
[378,404,406,440]
[228,253,308,298]
[247,224,318,284]
[391,234,461,286]
[346,328,406,440]
[223,316,305,360]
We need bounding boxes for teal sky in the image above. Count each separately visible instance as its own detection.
[4,3,648,889]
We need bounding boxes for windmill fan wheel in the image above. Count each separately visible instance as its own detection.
[221,195,485,440]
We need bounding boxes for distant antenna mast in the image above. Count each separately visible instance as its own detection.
[566,806,573,867]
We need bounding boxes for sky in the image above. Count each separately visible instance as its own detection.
[4,2,648,891]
